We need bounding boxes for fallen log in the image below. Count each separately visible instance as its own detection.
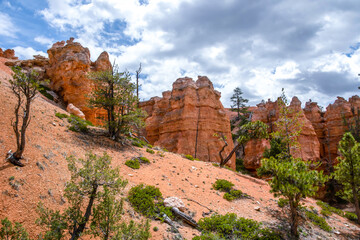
[171,207,198,228]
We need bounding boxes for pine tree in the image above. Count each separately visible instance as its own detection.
[230,87,249,124]
[334,132,360,223]
[258,157,327,237]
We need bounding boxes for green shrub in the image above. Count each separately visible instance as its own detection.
[132,141,143,148]
[139,157,150,164]
[236,158,248,174]
[147,144,153,149]
[157,152,165,157]
[39,84,54,101]
[128,184,172,219]
[146,149,155,154]
[212,163,219,167]
[184,154,194,160]
[223,190,243,201]
[196,213,281,240]
[212,179,234,192]
[277,198,289,208]
[316,201,343,217]
[55,112,68,119]
[152,226,158,232]
[125,159,140,169]
[224,166,234,172]
[345,211,358,222]
[162,148,168,152]
[67,114,92,133]
[0,217,30,240]
[8,176,15,181]
[305,210,332,232]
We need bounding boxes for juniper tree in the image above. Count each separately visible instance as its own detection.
[88,65,146,140]
[334,132,360,223]
[8,66,40,166]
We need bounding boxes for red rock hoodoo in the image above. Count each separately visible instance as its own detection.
[0,48,18,59]
[46,38,111,123]
[140,76,236,169]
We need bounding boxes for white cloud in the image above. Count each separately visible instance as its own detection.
[34,36,55,48]
[13,47,47,60]
[37,0,360,108]
[0,13,17,38]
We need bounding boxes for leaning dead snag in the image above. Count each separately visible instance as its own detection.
[216,121,268,168]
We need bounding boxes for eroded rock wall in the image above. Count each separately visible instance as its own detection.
[232,95,360,171]
[140,76,236,169]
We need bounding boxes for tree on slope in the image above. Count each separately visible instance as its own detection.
[88,65,146,140]
[258,89,326,238]
[8,66,40,166]
[258,156,326,237]
[334,132,360,223]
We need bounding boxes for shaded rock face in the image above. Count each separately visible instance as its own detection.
[231,95,360,171]
[47,38,111,123]
[140,76,236,169]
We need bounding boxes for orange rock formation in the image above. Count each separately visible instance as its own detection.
[231,95,360,171]
[140,76,236,169]
[47,38,111,123]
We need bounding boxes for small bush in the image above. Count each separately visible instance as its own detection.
[185,154,194,160]
[196,213,281,239]
[212,163,219,167]
[39,85,54,101]
[0,218,30,240]
[277,198,289,208]
[223,190,243,201]
[224,166,235,172]
[8,176,15,181]
[116,220,151,240]
[146,149,155,154]
[345,211,358,222]
[55,112,68,119]
[128,184,172,219]
[305,210,332,232]
[139,157,150,164]
[153,226,158,232]
[212,179,234,192]
[316,201,343,217]
[157,152,165,157]
[132,141,143,148]
[147,144,153,149]
[125,159,140,169]
[67,114,91,133]
[236,158,248,174]
[162,148,168,152]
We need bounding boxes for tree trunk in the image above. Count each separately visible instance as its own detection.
[70,184,98,240]
[352,185,360,224]
[289,200,299,238]
[220,143,242,167]
[14,99,31,159]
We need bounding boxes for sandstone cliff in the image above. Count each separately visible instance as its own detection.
[140,76,236,169]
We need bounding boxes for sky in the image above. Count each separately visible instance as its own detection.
[1,0,360,108]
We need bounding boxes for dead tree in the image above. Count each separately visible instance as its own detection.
[135,63,142,107]
[8,67,40,166]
